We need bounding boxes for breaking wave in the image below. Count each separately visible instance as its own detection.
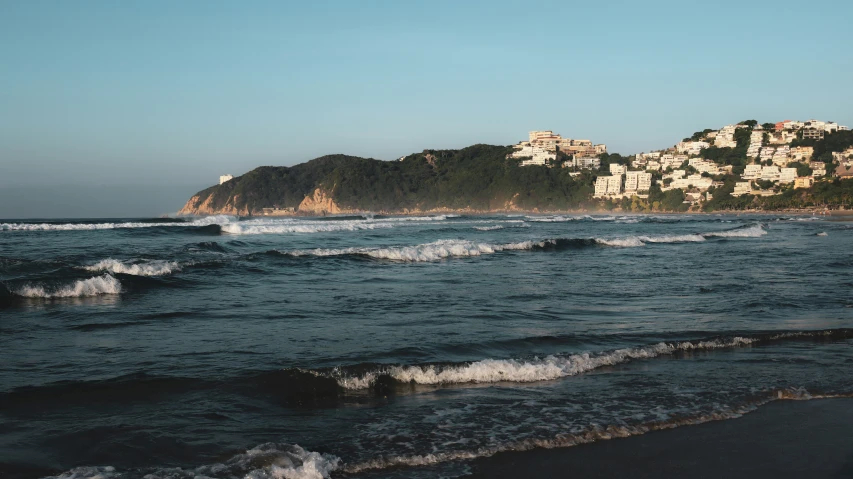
[284,239,536,262]
[595,234,707,247]
[44,443,341,479]
[220,221,394,235]
[14,275,122,298]
[328,336,758,390]
[702,224,767,238]
[0,215,238,232]
[83,259,180,276]
[322,329,853,390]
[277,226,768,261]
[42,389,852,479]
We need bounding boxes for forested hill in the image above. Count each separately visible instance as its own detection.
[178,145,598,215]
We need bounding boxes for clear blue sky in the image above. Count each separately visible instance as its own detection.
[1,0,851,217]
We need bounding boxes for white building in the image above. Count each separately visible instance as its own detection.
[625,171,652,193]
[743,164,763,180]
[219,174,234,185]
[732,182,752,196]
[511,145,557,166]
[779,167,798,184]
[573,156,601,169]
[761,166,781,181]
[746,130,763,158]
[606,175,623,195]
[714,125,739,148]
[810,161,826,177]
[609,163,627,176]
[676,141,711,156]
[688,158,722,175]
[771,146,791,166]
[645,160,661,171]
[594,175,623,197]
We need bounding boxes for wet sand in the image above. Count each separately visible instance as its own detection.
[465,399,853,478]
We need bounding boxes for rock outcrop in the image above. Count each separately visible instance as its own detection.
[178,194,250,216]
[297,188,344,215]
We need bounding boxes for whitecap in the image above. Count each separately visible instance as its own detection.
[331,337,757,390]
[83,259,180,276]
[702,224,767,238]
[16,275,122,298]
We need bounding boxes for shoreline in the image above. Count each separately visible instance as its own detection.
[463,398,853,478]
[177,207,853,219]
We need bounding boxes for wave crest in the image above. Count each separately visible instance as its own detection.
[83,259,180,276]
[702,224,767,238]
[329,336,758,390]
[15,275,122,298]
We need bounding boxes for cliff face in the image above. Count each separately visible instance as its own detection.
[298,188,347,215]
[178,194,250,216]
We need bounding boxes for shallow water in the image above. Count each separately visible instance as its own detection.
[1,213,851,478]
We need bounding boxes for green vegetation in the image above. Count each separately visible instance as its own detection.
[182,126,853,215]
[184,146,614,213]
[684,129,714,142]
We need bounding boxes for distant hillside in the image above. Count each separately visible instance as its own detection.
[180,132,853,216]
[179,145,598,215]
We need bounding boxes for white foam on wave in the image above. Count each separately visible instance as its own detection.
[0,216,239,232]
[702,224,767,238]
[15,275,122,298]
[83,259,180,276]
[473,225,504,231]
[332,337,756,390]
[221,222,395,235]
[288,239,537,262]
[817,232,828,237]
[44,465,120,479]
[342,387,849,475]
[595,237,645,247]
[525,215,582,222]
[595,234,706,248]
[45,443,340,479]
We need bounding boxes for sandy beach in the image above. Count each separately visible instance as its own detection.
[464,398,853,478]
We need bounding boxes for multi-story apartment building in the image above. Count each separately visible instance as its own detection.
[761,166,781,181]
[624,171,653,193]
[609,164,627,176]
[511,145,557,166]
[593,175,623,197]
[810,161,826,177]
[794,177,815,189]
[743,164,763,180]
[772,146,791,166]
[746,130,763,158]
[732,182,752,196]
[802,127,824,140]
[676,141,711,156]
[790,146,814,161]
[779,167,798,184]
[714,125,739,148]
[512,131,606,165]
[572,156,601,169]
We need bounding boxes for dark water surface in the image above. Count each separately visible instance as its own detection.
[1,214,852,478]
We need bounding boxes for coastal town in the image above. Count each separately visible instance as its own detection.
[508,120,853,205]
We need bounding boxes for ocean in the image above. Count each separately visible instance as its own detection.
[1,213,852,479]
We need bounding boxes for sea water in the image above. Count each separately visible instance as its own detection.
[1,214,852,478]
